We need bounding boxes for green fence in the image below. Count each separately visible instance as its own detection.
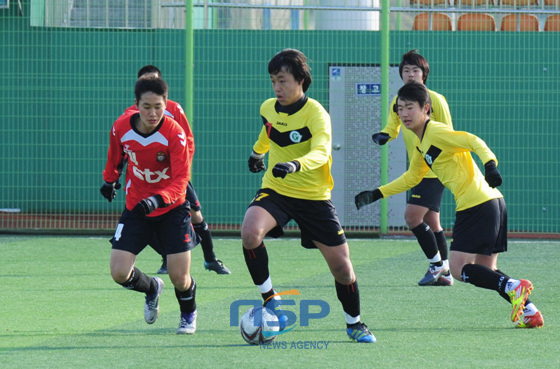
[1,1,559,235]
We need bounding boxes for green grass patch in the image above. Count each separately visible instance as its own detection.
[0,236,558,368]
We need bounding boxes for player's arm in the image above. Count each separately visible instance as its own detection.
[173,103,196,162]
[372,96,400,146]
[248,118,270,173]
[100,123,125,202]
[432,126,502,187]
[355,150,428,209]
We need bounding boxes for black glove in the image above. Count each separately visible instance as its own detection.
[372,132,390,146]
[272,161,301,179]
[484,160,502,188]
[248,151,266,173]
[132,195,163,216]
[100,181,121,203]
[355,189,383,210]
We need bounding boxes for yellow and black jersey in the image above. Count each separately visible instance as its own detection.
[253,96,333,200]
[382,89,452,179]
[379,121,502,211]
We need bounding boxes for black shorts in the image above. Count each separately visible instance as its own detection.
[111,202,200,256]
[450,198,507,255]
[248,188,347,249]
[186,181,201,211]
[407,177,445,213]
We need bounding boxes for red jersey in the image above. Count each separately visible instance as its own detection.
[103,112,190,217]
[124,99,195,169]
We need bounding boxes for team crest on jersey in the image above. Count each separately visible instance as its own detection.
[290,131,302,143]
[156,151,167,162]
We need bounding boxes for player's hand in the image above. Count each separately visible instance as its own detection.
[132,195,163,216]
[248,151,266,173]
[484,160,502,188]
[272,161,301,179]
[100,181,121,202]
[355,189,383,210]
[372,132,390,146]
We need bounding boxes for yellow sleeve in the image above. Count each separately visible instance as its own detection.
[430,91,453,129]
[380,95,401,142]
[379,149,430,198]
[434,128,498,166]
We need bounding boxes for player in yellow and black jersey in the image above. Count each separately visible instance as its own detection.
[355,82,543,328]
[372,50,453,286]
[242,49,376,343]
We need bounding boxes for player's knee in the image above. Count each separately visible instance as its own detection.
[191,210,203,224]
[170,274,191,291]
[241,226,263,249]
[111,268,130,285]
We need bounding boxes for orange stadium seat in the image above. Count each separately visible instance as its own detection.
[543,0,559,5]
[500,0,538,5]
[413,13,453,30]
[544,14,560,31]
[457,13,496,31]
[411,0,449,5]
[500,14,540,31]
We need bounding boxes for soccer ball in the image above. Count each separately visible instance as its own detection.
[239,306,280,345]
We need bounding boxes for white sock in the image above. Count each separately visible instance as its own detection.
[258,276,273,294]
[429,252,442,264]
[523,303,538,316]
[505,278,521,293]
[443,259,450,270]
[345,313,360,325]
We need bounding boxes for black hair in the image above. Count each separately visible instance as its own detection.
[397,81,432,108]
[399,50,430,84]
[137,65,162,79]
[268,48,312,92]
[134,76,168,102]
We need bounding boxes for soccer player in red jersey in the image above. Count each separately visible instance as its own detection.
[122,65,230,275]
[100,76,200,334]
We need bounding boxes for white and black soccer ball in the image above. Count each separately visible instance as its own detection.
[239,306,280,345]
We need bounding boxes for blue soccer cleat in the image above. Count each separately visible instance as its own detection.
[347,322,376,343]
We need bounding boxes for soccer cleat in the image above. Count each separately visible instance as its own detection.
[177,310,198,334]
[144,277,164,324]
[418,264,444,286]
[515,311,544,329]
[264,298,288,331]
[435,270,454,286]
[508,279,533,322]
[204,259,231,274]
[347,322,376,343]
[157,258,168,274]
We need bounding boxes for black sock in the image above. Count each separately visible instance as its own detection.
[175,278,197,314]
[119,267,154,294]
[411,222,439,261]
[335,280,360,321]
[243,242,270,286]
[193,219,216,263]
[461,264,507,292]
[434,230,448,262]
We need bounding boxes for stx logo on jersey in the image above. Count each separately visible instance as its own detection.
[123,145,138,166]
[132,166,170,183]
